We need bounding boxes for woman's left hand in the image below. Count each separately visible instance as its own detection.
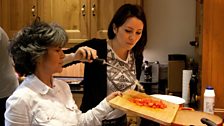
[106,91,122,102]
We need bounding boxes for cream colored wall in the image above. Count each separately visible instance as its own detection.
[143,0,196,64]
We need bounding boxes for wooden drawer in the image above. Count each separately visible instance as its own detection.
[72,93,83,109]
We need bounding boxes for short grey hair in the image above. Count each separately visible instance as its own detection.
[9,21,68,76]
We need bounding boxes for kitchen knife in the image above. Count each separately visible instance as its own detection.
[93,58,144,90]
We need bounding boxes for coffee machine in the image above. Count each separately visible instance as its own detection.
[140,61,159,83]
[142,61,152,81]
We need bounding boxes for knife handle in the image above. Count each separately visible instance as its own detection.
[92,58,105,65]
[201,118,216,126]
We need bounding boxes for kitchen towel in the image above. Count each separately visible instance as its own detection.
[182,70,192,105]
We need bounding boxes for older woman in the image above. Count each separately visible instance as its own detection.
[5,20,121,126]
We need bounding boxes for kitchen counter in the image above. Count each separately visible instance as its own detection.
[53,76,83,93]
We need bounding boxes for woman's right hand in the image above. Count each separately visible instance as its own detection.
[73,46,98,62]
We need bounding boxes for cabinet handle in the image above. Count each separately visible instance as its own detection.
[31,5,36,17]
[92,4,96,16]
[81,4,86,16]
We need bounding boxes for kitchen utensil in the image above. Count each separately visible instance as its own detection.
[109,90,179,125]
[201,118,217,126]
[93,58,123,71]
[172,110,223,126]
[93,58,144,90]
[150,94,185,107]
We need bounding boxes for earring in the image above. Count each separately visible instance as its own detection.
[113,24,117,34]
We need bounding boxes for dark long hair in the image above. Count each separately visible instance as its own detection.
[107,4,147,56]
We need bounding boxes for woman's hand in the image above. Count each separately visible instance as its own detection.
[74,46,98,62]
[106,91,122,102]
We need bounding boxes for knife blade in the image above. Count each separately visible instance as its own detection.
[93,58,144,91]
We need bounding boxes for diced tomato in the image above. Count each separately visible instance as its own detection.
[147,102,154,107]
[128,97,167,109]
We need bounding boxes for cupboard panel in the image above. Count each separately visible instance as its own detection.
[0,0,142,77]
[54,63,84,77]
[37,0,88,44]
[90,0,142,39]
[0,0,36,38]
[202,0,224,118]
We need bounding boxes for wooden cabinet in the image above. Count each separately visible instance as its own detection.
[202,0,224,118]
[1,0,142,46]
[72,93,83,108]
[37,0,87,46]
[0,0,141,77]
[38,0,142,46]
[0,0,37,38]
[54,63,85,77]
[89,0,142,39]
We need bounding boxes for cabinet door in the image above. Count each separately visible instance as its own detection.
[37,0,89,46]
[54,63,84,77]
[90,0,142,39]
[202,0,224,118]
[0,0,37,38]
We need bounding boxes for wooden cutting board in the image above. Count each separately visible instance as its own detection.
[172,110,223,126]
[109,90,179,125]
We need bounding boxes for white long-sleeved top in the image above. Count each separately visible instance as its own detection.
[5,75,113,126]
